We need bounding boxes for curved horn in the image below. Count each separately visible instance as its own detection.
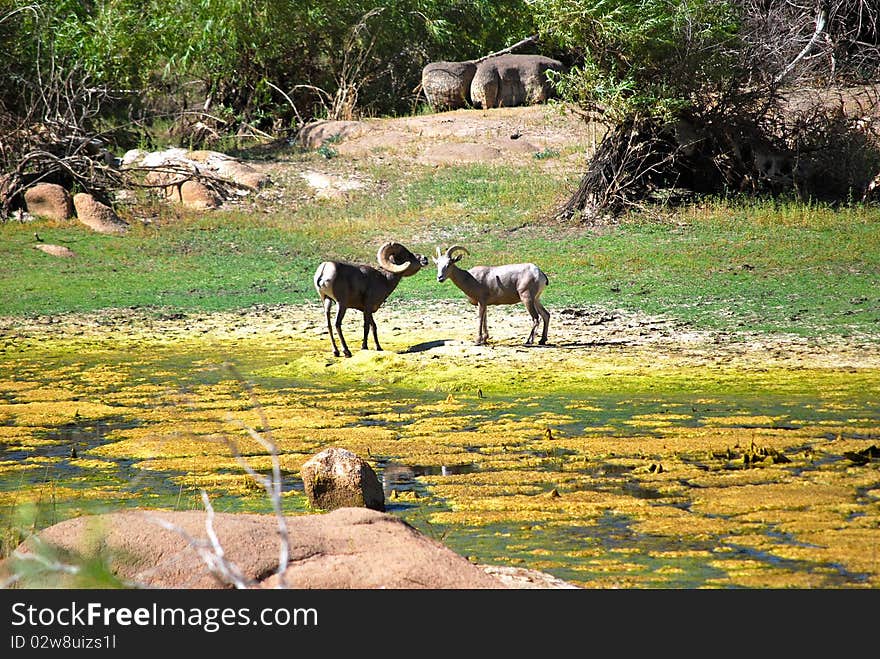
[445,245,470,260]
[377,242,411,273]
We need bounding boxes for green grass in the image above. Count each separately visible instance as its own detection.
[528,204,880,334]
[2,161,879,336]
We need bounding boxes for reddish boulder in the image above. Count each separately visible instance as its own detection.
[24,183,74,221]
[1,508,509,589]
[301,447,385,512]
[73,193,129,235]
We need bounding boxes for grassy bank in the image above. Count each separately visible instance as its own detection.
[2,159,879,337]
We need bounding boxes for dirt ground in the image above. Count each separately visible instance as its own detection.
[3,299,880,371]
[295,104,603,162]
[231,103,602,206]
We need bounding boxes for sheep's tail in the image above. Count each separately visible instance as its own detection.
[315,263,328,288]
[542,271,549,287]
[314,261,333,292]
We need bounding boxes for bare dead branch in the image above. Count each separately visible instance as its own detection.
[266,81,304,127]
[474,34,540,64]
[221,363,291,589]
[774,5,829,85]
[146,498,257,590]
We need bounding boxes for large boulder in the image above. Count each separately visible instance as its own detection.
[300,447,385,512]
[421,60,478,111]
[24,183,74,221]
[297,120,370,149]
[1,508,516,589]
[72,193,129,235]
[470,54,563,109]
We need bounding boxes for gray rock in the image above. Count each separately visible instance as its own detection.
[421,60,478,110]
[470,54,563,109]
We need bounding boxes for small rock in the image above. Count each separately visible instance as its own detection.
[33,244,75,258]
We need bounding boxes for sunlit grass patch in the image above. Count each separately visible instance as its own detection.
[67,458,117,471]
[90,429,233,460]
[635,509,748,538]
[0,484,140,508]
[0,460,40,477]
[0,426,38,443]
[693,481,851,518]
[0,402,124,427]
[706,561,830,589]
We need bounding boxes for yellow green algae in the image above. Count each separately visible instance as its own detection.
[1,305,878,588]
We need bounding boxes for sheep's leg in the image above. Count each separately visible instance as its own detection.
[323,297,341,357]
[536,299,550,345]
[334,306,353,357]
[361,312,370,350]
[369,315,382,351]
[522,295,540,345]
[476,303,489,345]
[362,311,382,351]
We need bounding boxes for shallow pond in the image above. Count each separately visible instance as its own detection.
[1,303,878,588]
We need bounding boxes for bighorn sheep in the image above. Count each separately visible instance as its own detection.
[314,242,428,357]
[434,245,550,346]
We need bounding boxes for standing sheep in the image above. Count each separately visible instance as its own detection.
[433,245,550,346]
[314,242,428,357]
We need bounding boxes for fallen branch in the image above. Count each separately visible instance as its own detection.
[474,34,540,63]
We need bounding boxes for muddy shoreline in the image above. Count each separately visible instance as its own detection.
[3,300,879,370]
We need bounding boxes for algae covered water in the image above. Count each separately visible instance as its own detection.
[1,303,878,587]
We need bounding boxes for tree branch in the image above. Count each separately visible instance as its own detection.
[774,5,829,85]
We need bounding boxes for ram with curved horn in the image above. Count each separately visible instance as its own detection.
[434,245,550,346]
[314,242,429,357]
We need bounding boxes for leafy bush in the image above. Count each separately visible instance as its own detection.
[531,0,741,123]
[530,0,880,217]
[2,0,537,134]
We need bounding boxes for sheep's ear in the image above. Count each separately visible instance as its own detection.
[452,255,463,263]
